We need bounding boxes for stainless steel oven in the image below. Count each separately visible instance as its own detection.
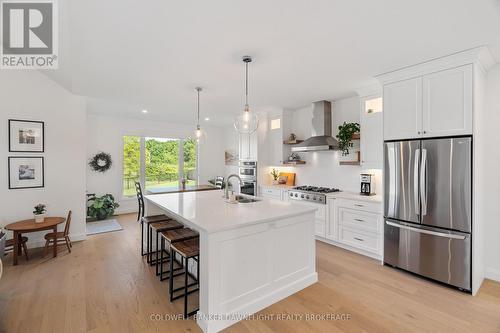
[239,161,257,178]
[239,161,257,196]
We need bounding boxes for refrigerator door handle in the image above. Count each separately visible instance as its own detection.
[420,148,427,216]
[385,220,467,240]
[414,149,420,216]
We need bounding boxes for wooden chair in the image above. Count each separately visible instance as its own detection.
[43,211,72,256]
[5,236,29,261]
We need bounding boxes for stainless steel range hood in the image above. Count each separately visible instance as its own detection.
[291,101,338,152]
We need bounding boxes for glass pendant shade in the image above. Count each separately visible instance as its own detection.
[234,109,259,134]
[234,56,259,134]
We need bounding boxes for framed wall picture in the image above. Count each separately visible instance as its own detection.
[9,119,45,152]
[8,157,44,189]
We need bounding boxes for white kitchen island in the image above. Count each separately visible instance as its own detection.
[145,190,318,333]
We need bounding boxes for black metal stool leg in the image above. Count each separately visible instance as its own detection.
[184,257,189,318]
[159,237,164,276]
[140,220,145,256]
[169,247,175,301]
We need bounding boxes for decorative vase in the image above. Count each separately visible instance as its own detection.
[272,179,279,185]
[34,214,45,223]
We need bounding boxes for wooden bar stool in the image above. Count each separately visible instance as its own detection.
[144,215,173,262]
[170,238,200,318]
[135,181,172,257]
[159,228,198,282]
[148,220,184,272]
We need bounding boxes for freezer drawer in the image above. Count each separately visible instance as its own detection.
[384,219,471,291]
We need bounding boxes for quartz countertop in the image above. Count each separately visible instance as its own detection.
[259,183,296,190]
[326,191,383,203]
[145,190,317,234]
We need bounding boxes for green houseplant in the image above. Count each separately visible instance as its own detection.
[33,204,47,223]
[87,194,119,220]
[270,168,279,185]
[336,122,360,156]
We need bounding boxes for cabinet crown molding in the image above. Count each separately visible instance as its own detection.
[375,46,496,85]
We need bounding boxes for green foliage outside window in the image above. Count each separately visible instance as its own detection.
[122,136,197,196]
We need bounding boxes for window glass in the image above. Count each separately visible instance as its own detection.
[122,136,141,197]
[183,138,198,186]
[145,137,180,192]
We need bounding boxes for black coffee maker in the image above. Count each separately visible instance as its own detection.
[360,173,373,196]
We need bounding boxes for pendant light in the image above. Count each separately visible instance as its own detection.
[194,87,204,141]
[234,56,259,134]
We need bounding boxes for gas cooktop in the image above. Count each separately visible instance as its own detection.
[288,186,341,204]
[292,186,340,193]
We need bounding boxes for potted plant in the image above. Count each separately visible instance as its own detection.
[87,194,119,220]
[33,204,47,223]
[270,168,279,185]
[336,122,360,156]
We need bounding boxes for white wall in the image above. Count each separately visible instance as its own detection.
[483,64,500,281]
[86,114,225,214]
[0,71,87,246]
[269,97,382,193]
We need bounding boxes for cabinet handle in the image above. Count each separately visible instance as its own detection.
[423,131,427,134]
[354,218,365,222]
[354,204,364,207]
[418,131,421,135]
[354,237,364,242]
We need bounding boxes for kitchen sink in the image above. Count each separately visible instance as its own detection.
[234,195,260,203]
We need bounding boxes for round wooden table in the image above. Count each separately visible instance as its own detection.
[4,217,66,266]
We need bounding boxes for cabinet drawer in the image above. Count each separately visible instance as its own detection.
[336,199,381,213]
[260,187,282,197]
[339,227,379,253]
[339,208,380,233]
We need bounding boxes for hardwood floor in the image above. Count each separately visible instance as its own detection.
[1,213,500,333]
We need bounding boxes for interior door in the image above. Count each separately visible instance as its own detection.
[384,140,420,224]
[420,137,472,232]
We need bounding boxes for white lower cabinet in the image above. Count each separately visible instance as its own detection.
[326,197,383,259]
[259,187,383,259]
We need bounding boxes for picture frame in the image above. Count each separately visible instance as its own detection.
[8,157,45,189]
[9,119,45,153]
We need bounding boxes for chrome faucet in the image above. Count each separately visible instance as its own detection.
[225,174,243,199]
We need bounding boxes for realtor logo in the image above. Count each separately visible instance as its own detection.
[1,0,58,69]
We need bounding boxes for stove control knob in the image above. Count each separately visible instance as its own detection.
[312,196,316,200]
[294,193,298,197]
[300,194,305,198]
[306,195,310,199]
[289,192,293,197]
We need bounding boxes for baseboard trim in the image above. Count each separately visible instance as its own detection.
[196,272,318,333]
[485,267,500,282]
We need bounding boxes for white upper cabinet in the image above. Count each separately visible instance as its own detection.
[383,77,422,140]
[239,133,257,160]
[378,47,492,141]
[422,65,473,137]
[360,95,383,168]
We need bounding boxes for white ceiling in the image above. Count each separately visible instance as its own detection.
[46,0,500,125]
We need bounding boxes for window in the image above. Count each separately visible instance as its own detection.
[270,118,281,130]
[365,97,382,114]
[122,136,198,197]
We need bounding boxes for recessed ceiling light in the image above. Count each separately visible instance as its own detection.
[204,117,210,121]
[142,109,148,114]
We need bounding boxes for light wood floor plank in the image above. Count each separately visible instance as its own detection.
[1,213,499,333]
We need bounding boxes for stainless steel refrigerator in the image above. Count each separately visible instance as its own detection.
[384,136,472,291]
